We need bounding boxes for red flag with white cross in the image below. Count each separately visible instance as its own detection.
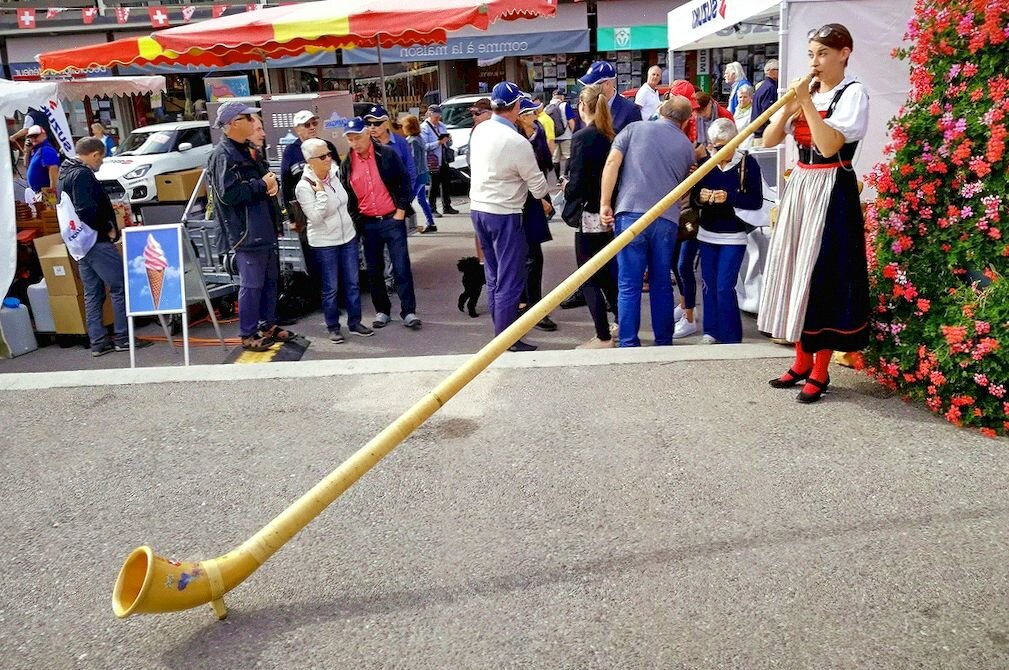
[82,8,99,24]
[149,7,171,28]
[17,9,36,29]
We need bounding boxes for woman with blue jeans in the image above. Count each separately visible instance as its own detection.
[295,138,373,343]
[402,115,437,232]
[691,118,763,344]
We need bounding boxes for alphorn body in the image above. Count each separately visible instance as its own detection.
[114,87,799,620]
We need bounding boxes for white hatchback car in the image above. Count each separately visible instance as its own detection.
[97,121,213,204]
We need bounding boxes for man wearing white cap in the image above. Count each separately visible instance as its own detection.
[281,110,339,207]
[25,125,61,195]
[468,81,551,352]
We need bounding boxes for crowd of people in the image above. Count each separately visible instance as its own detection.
[12,21,867,404]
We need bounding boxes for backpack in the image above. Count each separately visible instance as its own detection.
[545,103,566,136]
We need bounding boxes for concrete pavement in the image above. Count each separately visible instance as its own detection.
[1,349,1007,669]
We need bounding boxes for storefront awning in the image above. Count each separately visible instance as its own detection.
[342,29,590,64]
[667,0,780,51]
[596,25,667,52]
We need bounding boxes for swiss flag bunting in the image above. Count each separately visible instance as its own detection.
[148,7,171,28]
[17,8,36,29]
[46,8,68,20]
[182,6,196,22]
[82,8,99,24]
[115,7,130,24]
[246,3,261,12]
[213,5,229,19]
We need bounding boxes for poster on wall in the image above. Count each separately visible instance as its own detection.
[204,75,251,102]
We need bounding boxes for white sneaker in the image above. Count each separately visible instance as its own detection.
[699,334,719,345]
[674,305,685,322]
[673,319,697,339]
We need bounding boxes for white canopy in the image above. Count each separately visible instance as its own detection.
[667,0,781,51]
[2,76,167,300]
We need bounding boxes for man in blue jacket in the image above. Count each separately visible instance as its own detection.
[750,59,779,144]
[208,101,299,351]
[579,61,642,133]
[339,117,422,330]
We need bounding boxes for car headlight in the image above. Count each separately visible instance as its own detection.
[457,144,469,157]
[124,165,152,180]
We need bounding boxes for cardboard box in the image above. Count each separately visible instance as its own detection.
[156,168,206,203]
[49,294,113,335]
[33,234,83,297]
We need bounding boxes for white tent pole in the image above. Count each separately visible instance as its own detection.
[377,34,389,110]
[777,0,789,200]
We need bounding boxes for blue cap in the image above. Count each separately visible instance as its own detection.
[518,96,542,115]
[491,81,524,108]
[214,100,260,128]
[579,61,616,86]
[344,117,368,135]
[363,104,389,121]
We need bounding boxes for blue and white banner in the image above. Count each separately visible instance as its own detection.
[343,30,590,64]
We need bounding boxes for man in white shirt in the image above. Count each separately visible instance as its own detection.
[634,66,664,121]
[468,81,551,352]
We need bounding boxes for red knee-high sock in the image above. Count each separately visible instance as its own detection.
[801,349,833,394]
[780,342,814,381]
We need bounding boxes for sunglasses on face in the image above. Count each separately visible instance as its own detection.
[310,152,332,161]
[807,25,839,40]
[302,119,319,128]
[365,120,386,127]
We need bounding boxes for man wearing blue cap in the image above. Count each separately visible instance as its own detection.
[339,117,422,330]
[208,101,299,352]
[578,61,642,133]
[364,105,415,186]
[468,81,551,352]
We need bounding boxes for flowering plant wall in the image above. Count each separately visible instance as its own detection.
[862,0,1008,437]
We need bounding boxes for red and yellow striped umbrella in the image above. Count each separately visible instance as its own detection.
[39,0,556,74]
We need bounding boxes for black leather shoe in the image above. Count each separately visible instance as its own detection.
[508,340,538,352]
[535,316,558,331]
[768,367,812,389]
[431,210,443,218]
[796,376,830,403]
[560,289,586,310]
[443,206,461,215]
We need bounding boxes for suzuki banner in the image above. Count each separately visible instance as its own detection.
[40,98,77,159]
[667,0,781,51]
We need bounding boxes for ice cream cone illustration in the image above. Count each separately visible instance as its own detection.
[143,234,169,309]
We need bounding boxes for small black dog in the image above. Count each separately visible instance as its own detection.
[456,256,485,318]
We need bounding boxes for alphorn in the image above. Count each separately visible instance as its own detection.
[113,88,798,619]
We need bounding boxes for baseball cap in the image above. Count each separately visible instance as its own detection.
[427,104,442,114]
[518,97,542,115]
[363,104,389,121]
[579,61,616,86]
[344,117,368,135]
[490,81,523,108]
[292,110,318,126]
[215,100,260,128]
[468,98,492,114]
[668,80,700,110]
[26,125,44,137]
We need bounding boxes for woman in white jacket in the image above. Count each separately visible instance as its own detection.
[295,138,373,343]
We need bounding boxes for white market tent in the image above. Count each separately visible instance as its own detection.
[668,0,914,195]
[1,76,166,300]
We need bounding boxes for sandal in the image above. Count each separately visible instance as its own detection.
[241,334,275,352]
[259,324,298,342]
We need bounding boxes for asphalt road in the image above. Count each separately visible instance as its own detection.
[1,356,1007,669]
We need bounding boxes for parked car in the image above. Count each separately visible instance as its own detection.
[438,93,489,181]
[97,121,213,204]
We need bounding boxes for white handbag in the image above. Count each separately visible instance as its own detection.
[56,191,98,261]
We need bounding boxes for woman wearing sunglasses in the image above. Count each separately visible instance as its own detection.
[758,22,870,403]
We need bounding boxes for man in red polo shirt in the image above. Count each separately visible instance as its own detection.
[339,117,421,329]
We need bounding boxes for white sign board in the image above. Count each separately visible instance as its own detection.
[668,0,782,51]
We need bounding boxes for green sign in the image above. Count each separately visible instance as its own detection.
[596,25,667,52]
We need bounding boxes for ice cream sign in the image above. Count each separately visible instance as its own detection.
[123,224,185,316]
